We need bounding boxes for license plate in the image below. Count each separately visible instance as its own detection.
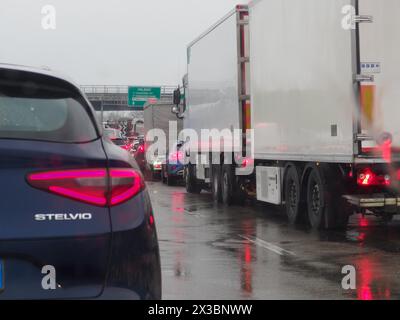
[0,260,3,291]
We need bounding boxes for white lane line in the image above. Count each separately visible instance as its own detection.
[239,235,295,257]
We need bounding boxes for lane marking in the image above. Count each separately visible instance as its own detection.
[239,235,295,256]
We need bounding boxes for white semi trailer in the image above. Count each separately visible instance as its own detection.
[177,1,400,229]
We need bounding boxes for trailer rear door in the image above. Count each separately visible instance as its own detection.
[358,0,400,158]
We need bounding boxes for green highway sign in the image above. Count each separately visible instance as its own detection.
[132,100,146,107]
[128,86,161,109]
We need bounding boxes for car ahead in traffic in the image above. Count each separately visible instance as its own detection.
[133,139,146,173]
[0,64,161,300]
[147,155,165,181]
[110,137,133,152]
[103,128,123,140]
[161,142,184,186]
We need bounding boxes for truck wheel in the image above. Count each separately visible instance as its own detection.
[306,166,349,230]
[211,165,222,203]
[306,168,325,229]
[221,165,235,206]
[185,164,202,194]
[284,166,303,225]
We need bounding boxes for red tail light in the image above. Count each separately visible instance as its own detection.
[153,163,162,169]
[27,168,145,207]
[121,144,132,150]
[169,151,184,163]
[109,169,145,206]
[137,145,144,153]
[357,168,391,187]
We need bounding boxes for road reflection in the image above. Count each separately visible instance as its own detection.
[356,256,392,300]
[238,219,255,296]
[340,215,395,300]
[171,191,190,279]
[154,182,400,300]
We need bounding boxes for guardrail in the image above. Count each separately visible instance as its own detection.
[80,85,176,95]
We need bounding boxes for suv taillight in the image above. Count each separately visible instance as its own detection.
[27,168,144,207]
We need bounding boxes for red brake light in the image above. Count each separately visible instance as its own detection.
[109,169,145,206]
[27,168,144,207]
[154,163,162,169]
[357,168,391,187]
[122,144,132,150]
[169,151,184,163]
[137,145,144,153]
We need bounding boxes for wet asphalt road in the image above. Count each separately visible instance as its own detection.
[148,180,400,300]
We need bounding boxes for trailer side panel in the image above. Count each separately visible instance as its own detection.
[186,11,241,151]
[249,0,357,163]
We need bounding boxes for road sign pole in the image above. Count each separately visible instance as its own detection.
[101,100,104,126]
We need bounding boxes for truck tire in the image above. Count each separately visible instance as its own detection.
[306,165,349,230]
[284,165,303,225]
[221,164,235,206]
[211,165,222,203]
[185,164,202,194]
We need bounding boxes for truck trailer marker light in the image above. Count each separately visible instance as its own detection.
[360,84,376,131]
[241,158,254,168]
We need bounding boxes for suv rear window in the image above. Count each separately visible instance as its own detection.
[0,69,98,143]
[111,138,126,146]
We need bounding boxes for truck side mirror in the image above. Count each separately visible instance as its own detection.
[173,88,181,106]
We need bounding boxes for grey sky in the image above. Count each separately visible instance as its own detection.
[0,0,246,86]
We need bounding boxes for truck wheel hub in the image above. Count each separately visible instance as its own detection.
[289,181,298,209]
[311,184,321,214]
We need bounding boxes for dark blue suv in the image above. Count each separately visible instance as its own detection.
[0,64,161,299]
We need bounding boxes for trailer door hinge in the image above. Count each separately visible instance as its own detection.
[354,15,373,24]
[355,74,374,83]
